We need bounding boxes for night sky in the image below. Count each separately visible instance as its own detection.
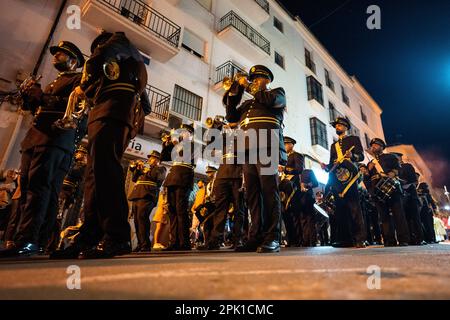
[279,0,450,192]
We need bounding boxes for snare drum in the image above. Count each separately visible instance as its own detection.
[374,177,399,202]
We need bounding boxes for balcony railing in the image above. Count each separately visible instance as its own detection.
[100,0,181,48]
[217,11,270,55]
[145,85,171,122]
[214,61,246,85]
[255,0,269,14]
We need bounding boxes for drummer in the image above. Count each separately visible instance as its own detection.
[366,138,410,247]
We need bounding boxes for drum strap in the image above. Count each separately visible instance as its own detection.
[339,172,361,198]
[371,158,385,174]
[335,140,344,160]
[285,188,297,211]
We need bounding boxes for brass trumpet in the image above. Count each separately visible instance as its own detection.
[161,128,175,143]
[205,115,227,129]
[130,159,152,173]
[3,74,42,111]
[222,72,247,92]
[53,90,89,130]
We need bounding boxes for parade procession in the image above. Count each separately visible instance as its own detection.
[0,0,449,302]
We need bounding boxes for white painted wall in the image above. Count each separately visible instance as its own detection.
[0,0,386,177]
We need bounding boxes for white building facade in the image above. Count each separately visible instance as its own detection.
[0,0,385,184]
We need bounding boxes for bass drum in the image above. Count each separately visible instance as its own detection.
[330,159,359,194]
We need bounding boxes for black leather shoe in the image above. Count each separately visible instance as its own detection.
[235,241,259,252]
[331,242,353,248]
[0,242,39,258]
[354,242,366,248]
[398,242,409,247]
[257,241,280,253]
[78,241,131,259]
[49,242,92,260]
[196,243,220,251]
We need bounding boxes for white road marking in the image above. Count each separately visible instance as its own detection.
[2,267,400,289]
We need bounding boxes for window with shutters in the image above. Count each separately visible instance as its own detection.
[310,117,328,149]
[172,85,203,121]
[182,29,205,60]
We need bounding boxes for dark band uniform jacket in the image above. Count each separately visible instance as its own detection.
[80,32,150,132]
[161,140,198,188]
[21,71,82,153]
[300,169,319,194]
[128,165,166,201]
[285,151,304,175]
[284,151,304,187]
[206,128,242,180]
[326,135,364,185]
[367,153,401,188]
[223,82,287,165]
[399,163,418,186]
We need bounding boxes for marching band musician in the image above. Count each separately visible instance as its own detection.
[160,124,198,251]
[128,151,166,252]
[224,65,287,253]
[51,31,151,259]
[394,152,425,245]
[197,120,245,251]
[278,136,304,246]
[367,138,410,247]
[320,117,366,248]
[0,41,85,258]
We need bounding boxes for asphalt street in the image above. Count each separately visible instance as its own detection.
[1,243,449,299]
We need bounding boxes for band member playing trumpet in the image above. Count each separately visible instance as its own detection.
[366,138,410,247]
[128,151,166,252]
[0,41,85,258]
[51,31,150,259]
[278,136,304,246]
[224,65,287,253]
[197,120,245,251]
[320,117,366,248]
[161,124,197,251]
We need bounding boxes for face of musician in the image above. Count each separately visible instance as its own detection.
[315,192,324,202]
[52,51,77,72]
[252,76,270,91]
[359,166,368,175]
[335,123,348,136]
[206,171,216,181]
[370,143,384,155]
[148,156,160,167]
[284,142,294,153]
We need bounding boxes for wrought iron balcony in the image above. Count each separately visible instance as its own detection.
[254,0,270,14]
[214,61,246,85]
[229,0,270,25]
[82,0,181,61]
[145,85,170,122]
[217,11,270,55]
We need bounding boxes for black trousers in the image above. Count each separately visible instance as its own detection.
[209,179,244,246]
[4,199,20,241]
[15,145,71,245]
[420,203,436,243]
[132,198,156,249]
[243,163,281,244]
[79,119,131,245]
[298,192,317,246]
[403,187,424,244]
[376,191,410,245]
[167,186,191,249]
[332,185,366,245]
